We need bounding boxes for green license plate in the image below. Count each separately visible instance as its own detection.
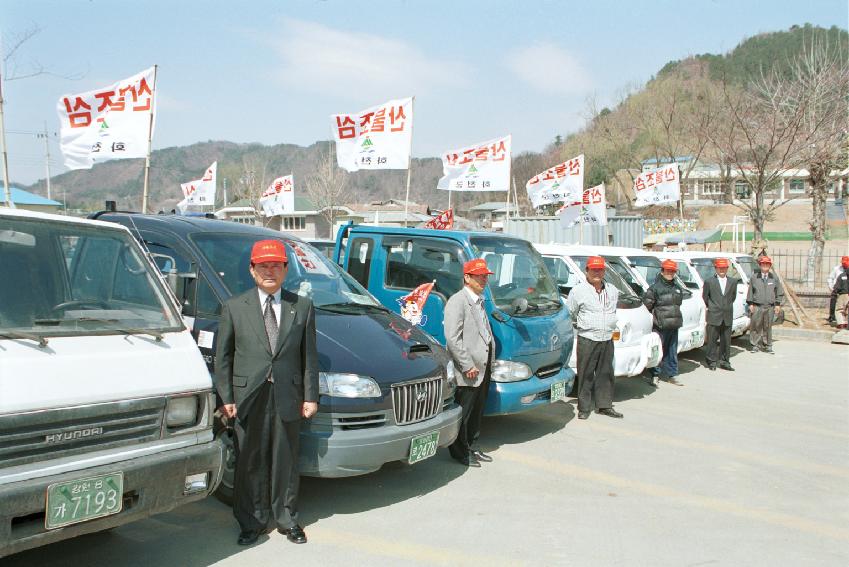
[46,472,123,529]
[550,381,566,402]
[408,431,439,464]
[651,345,660,361]
[692,331,702,343]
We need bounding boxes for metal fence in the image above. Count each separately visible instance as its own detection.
[770,248,846,291]
[503,216,644,248]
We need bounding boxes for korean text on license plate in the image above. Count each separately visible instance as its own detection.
[408,431,439,465]
[46,472,123,529]
[550,381,566,403]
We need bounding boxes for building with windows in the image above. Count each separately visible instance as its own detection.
[214,196,324,237]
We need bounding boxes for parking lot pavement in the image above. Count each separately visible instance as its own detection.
[7,338,849,567]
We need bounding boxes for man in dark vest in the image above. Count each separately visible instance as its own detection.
[215,239,319,546]
[701,257,739,371]
[746,256,784,353]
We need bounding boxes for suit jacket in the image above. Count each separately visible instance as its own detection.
[444,288,494,388]
[215,287,319,422]
[702,275,739,327]
[747,272,784,306]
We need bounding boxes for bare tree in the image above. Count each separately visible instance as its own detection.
[754,36,849,288]
[305,146,348,236]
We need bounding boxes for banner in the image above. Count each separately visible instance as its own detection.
[633,165,680,207]
[526,154,583,208]
[556,183,608,228]
[423,209,454,230]
[57,66,156,170]
[260,175,295,217]
[177,162,217,211]
[437,135,511,192]
[331,97,413,172]
[397,281,435,326]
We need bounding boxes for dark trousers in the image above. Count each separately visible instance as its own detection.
[651,328,679,378]
[449,358,491,461]
[829,294,837,320]
[705,322,732,366]
[576,336,615,412]
[749,305,774,348]
[233,382,301,533]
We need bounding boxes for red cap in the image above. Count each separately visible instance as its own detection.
[464,258,494,275]
[842,256,849,268]
[713,258,729,268]
[251,239,287,264]
[661,259,678,272]
[586,256,605,270]
[758,256,772,265]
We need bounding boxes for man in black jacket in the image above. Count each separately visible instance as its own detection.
[833,256,849,329]
[643,259,685,386]
[701,257,739,371]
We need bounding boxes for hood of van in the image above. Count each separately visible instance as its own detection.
[0,331,211,414]
[315,307,448,385]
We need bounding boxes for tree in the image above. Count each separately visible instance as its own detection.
[304,145,348,233]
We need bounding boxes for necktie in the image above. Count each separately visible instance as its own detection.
[478,298,492,345]
[264,295,278,350]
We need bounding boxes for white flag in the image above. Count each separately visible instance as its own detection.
[260,175,295,217]
[633,165,681,207]
[57,67,156,170]
[526,155,584,208]
[331,97,413,172]
[179,162,217,210]
[557,183,608,228]
[437,135,511,192]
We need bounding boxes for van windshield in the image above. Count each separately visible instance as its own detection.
[675,261,701,289]
[191,233,382,309]
[568,256,644,308]
[690,257,742,282]
[0,217,181,338]
[735,256,755,281]
[470,237,561,314]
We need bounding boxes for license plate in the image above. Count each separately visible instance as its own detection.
[651,345,660,361]
[46,472,123,529]
[691,331,702,343]
[550,381,566,403]
[408,431,439,464]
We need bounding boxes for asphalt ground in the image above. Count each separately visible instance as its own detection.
[7,338,849,567]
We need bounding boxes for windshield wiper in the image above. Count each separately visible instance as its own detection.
[35,318,163,341]
[0,330,49,347]
[118,328,164,341]
[317,302,390,314]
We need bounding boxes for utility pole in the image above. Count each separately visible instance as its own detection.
[40,122,51,200]
[0,63,13,208]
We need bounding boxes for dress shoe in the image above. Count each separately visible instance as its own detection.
[279,525,307,544]
[578,411,590,420]
[719,363,735,371]
[596,408,624,419]
[237,530,260,546]
[707,364,717,371]
[749,346,759,353]
[764,346,774,354]
[471,450,493,463]
[647,374,659,388]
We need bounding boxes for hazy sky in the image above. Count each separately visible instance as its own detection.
[2,0,847,186]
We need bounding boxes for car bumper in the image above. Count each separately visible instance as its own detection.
[299,403,462,478]
[677,324,706,352]
[0,441,223,558]
[610,332,663,377]
[732,315,750,337]
[483,366,576,416]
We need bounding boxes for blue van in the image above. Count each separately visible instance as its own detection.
[92,212,461,502]
[334,224,575,415]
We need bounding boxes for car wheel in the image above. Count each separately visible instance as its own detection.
[213,416,236,505]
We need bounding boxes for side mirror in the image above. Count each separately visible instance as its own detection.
[511,297,529,314]
[557,284,571,297]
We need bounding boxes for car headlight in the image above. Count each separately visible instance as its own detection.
[166,396,199,427]
[319,372,381,398]
[491,359,533,383]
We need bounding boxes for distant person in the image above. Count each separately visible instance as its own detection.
[827,256,849,325]
[444,258,496,467]
[642,259,684,386]
[832,256,849,329]
[746,256,784,353]
[215,240,319,546]
[567,256,622,419]
[701,258,739,371]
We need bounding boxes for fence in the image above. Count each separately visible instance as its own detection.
[503,216,644,249]
[770,248,845,291]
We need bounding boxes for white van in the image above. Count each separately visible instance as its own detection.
[536,244,663,377]
[0,209,222,557]
[680,251,751,336]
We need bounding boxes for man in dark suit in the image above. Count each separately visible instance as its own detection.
[215,239,319,546]
[701,257,739,371]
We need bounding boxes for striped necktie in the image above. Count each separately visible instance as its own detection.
[264,295,278,350]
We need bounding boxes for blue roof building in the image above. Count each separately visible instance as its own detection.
[0,187,64,212]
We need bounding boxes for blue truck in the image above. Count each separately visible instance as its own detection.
[334,224,576,415]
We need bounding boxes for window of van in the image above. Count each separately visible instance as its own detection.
[690,258,741,282]
[574,255,645,295]
[383,237,464,299]
[542,256,580,294]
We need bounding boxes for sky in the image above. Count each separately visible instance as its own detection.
[2,0,847,187]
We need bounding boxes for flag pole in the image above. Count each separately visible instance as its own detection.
[504,136,512,232]
[0,59,13,208]
[403,96,414,227]
[141,65,158,214]
[512,175,520,218]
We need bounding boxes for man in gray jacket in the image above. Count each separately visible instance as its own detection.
[747,255,784,353]
[444,258,496,467]
[567,256,621,420]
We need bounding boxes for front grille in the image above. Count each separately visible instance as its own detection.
[537,363,563,379]
[335,414,387,430]
[391,376,443,426]
[0,397,165,469]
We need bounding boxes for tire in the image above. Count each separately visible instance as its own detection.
[213,416,236,506]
